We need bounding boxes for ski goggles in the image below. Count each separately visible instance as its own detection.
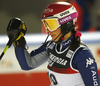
[41,12,78,32]
[42,18,60,32]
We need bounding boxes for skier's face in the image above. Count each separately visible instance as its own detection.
[47,27,62,42]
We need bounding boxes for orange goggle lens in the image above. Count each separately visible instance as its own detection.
[42,18,60,32]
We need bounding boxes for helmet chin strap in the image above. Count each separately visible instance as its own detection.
[42,33,50,46]
[56,33,65,43]
[43,32,62,46]
[56,24,76,43]
[43,24,75,46]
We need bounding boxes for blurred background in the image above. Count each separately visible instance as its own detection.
[0,0,100,86]
[0,0,100,34]
[0,0,54,34]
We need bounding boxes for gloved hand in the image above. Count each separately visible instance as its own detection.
[7,18,27,47]
[13,37,26,48]
[15,21,27,41]
[12,18,27,48]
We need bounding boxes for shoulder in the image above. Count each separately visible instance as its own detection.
[73,43,95,64]
[71,43,96,71]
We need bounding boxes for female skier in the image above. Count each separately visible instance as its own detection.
[13,2,99,86]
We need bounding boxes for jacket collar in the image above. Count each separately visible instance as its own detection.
[59,35,74,51]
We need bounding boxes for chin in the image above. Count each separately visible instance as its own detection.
[52,37,59,42]
[52,39,58,42]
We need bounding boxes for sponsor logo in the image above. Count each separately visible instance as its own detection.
[63,40,71,46]
[59,16,72,24]
[60,11,70,16]
[44,8,53,13]
[66,50,73,58]
[86,57,94,67]
[91,71,99,86]
[48,53,67,66]
[58,12,78,25]
[48,42,55,49]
